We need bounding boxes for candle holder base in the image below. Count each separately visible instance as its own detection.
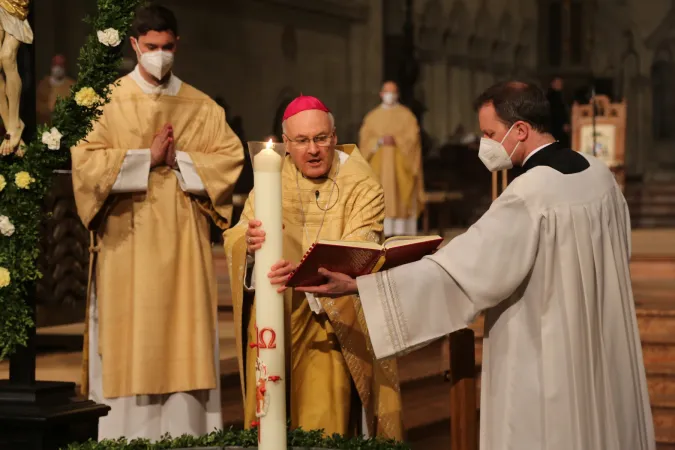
[0,380,110,450]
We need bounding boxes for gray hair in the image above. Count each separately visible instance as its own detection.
[282,112,335,135]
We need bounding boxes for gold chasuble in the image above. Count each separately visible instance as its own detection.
[359,104,425,221]
[36,75,75,125]
[224,145,403,439]
[72,75,244,399]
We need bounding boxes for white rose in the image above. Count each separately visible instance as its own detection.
[41,127,63,151]
[97,28,121,47]
[0,215,15,237]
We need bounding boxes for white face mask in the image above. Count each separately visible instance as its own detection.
[51,65,65,80]
[134,38,174,80]
[382,92,398,106]
[478,123,521,172]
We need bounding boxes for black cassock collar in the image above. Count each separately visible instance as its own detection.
[521,141,590,175]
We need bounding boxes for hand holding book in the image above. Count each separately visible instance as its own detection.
[286,235,443,289]
[295,268,359,298]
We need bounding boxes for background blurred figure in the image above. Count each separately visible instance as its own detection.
[359,81,425,237]
[546,76,571,148]
[36,54,75,125]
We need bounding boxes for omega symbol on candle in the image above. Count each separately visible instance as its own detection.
[258,328,277,349]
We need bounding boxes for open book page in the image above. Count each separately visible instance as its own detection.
[285,242,383,288]
[313,239,382,250]
[378,235,444,271]
[383,235,444,249]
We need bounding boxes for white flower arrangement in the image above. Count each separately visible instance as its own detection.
[0,215,14,237]
[97,28,121,47]
[41,127,63,150]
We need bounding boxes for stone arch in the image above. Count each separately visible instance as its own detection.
[445,0,470,57]
[651,42,675,141]
[514,20,535,69]
[469,1,494,59]
[494,11,515,65]
[418,0,444,60]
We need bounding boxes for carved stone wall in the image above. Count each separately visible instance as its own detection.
[409,0,538,149]
[34,0,382,144]
[542,0,675,180]
[36,174,89,328]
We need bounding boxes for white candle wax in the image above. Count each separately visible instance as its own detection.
[252,144,287,450]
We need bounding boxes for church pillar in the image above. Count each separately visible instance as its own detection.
[448,64,462,136]
[348,0,383,140]
[431,60,448,143]
[419,64,435,139]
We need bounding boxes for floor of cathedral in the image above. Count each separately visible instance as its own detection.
[1,228,674,449]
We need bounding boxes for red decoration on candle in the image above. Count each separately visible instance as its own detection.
[268,375,281,382]
[258,328,277,349]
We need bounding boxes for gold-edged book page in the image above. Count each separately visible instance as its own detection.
[383,235,443,248]
[315,239,382,250]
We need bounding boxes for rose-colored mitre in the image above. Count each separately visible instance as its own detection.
[282,95,331,121]
[52,54,66,67]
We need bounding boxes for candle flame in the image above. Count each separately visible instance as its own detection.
[266,139,273,149]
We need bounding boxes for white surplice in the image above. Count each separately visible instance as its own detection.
[358,155,655,450]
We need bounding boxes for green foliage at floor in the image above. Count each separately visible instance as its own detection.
[63,427,410,450]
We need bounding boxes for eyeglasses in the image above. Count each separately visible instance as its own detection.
[284,132,334,149]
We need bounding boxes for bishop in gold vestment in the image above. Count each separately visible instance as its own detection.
[71,9,244,440]
[224,96,403,439]
[359,81,425,237]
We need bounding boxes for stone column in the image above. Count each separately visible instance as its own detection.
[431,60,448,142]
[348,0,383,142]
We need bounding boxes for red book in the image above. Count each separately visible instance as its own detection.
[285,235,444,288]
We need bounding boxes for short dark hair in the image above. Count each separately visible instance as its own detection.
[132,4,179,38]
[473,81,551,133]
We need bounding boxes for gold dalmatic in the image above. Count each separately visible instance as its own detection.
[0,0,29,20]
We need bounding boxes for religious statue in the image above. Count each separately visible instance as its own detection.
[0,0,33,156]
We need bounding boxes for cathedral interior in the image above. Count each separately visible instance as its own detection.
[1,0,675,448]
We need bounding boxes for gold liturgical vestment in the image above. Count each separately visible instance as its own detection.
[37,76,75,125]
[72,75,244,399]
[0,0,28,20]
[224,145,403,439]
[359,104,425,220]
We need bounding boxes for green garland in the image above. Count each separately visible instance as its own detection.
[0,0,144,358]
[64,427,410,450]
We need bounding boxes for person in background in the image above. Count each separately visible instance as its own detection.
[36,54,75,125]
[359,81,425,238]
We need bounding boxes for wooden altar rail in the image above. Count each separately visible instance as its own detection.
[448,329,479,450]
[492,169,508,201]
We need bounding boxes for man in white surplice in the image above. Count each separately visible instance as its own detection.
[298,81,656,450]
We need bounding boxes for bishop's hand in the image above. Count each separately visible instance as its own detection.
[246,219,265,254]
[268,259,298,293]
[295,268,359,298]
